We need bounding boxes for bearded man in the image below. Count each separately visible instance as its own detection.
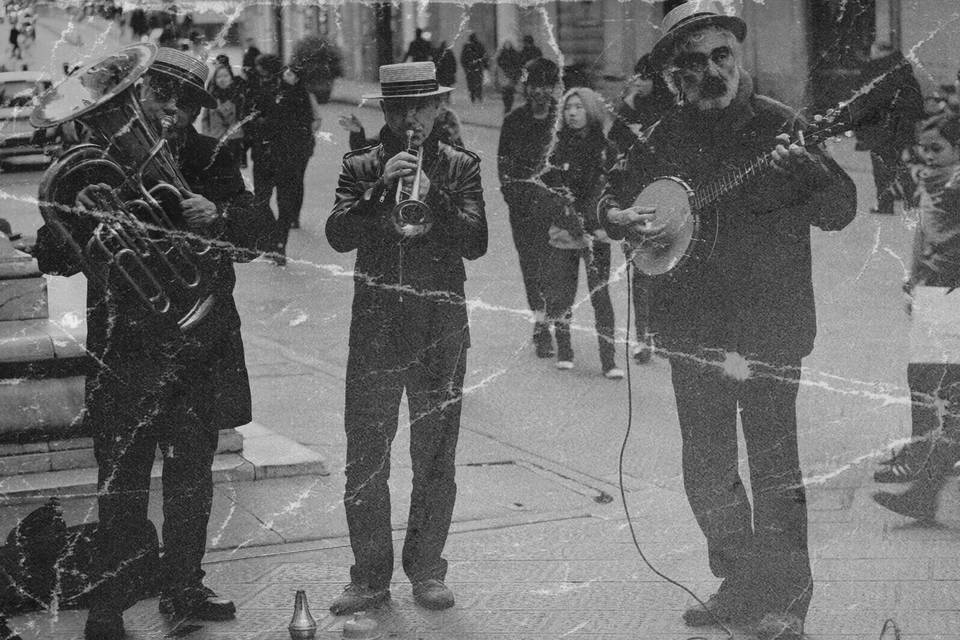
[598,3,857,638]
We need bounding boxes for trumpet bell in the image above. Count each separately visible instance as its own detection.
[392,200,433,238]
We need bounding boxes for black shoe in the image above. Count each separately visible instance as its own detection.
[870,204,895,214]
[533,322,554,358]
[632,343,652,364]
[84,608,124,640]
[159,585,236,621]
[329,583,391,616]
[873,482,942,522]
[682,590,752,627]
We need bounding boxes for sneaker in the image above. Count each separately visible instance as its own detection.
[632,343,652,364]
[555,359,574,370]
[873,485,940,523]
[603,367,624,380]
[755,612,804,640]
[329,583,391,616]
[533,323,554,358]
[412,579,455,610]
[159,585,235,620]
[682,590,751,627]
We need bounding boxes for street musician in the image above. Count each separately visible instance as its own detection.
[598,3,857,638]
[325,61,486,616]
[32,47,267,640]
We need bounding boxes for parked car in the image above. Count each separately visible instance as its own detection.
[0,70,60,166]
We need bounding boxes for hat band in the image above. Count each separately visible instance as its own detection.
[381,79,439,97]
[151,58,203,87]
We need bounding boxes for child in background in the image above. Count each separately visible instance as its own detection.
[541,87,623,379]
[874,113,960,520]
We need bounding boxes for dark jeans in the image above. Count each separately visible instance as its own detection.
[90,337,224,610]
[343,298,469,589]
[504,183,555,316]
[252,146,311,252]
[669,351,812,620]
[545,241,616,369]
[466,71,483,102]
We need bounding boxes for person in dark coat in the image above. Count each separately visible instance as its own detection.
[497,57,560,357]
[433,41,457,89]
[519,34,542,66]
[402,28,432,62]
[32,47,264,640]
[250,54,319,259]
[325,61,487,617]
[599,4,857,639]
[496,39,523,113]
[607,53,676,364]
[460,33,487,103]
[851,42,924,214]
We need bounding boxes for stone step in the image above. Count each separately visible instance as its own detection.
[0,423,328,505]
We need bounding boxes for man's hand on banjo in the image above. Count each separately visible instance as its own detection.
[771,133,818,174]
[607,205,666,242]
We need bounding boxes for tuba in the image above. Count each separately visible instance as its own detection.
[30,42,219,332]
[391,130,434,238]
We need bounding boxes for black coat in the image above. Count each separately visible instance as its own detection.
[850,51,924,152]
[599,78,858,359]
[34,127,262,431]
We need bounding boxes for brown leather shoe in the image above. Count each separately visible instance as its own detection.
[412,579,455,610]
[329,583,391,616]
[682,590,752,627]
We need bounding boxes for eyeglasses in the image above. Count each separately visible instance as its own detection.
[673,46,733,74]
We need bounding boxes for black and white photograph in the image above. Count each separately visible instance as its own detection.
[0,1,957,638]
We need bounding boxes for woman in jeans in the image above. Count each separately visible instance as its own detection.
[542,87,623,378]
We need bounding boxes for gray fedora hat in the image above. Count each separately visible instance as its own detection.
[362,62,454,100]
[650,1,747,68]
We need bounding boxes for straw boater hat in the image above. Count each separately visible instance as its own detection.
[650,0,747,68]
[362,62,453,100]
[148,47,217,108]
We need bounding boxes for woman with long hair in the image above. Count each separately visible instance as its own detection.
[202,63,246,169]
[542,87,623,378]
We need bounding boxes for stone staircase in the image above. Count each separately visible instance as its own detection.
[0,235,327,505]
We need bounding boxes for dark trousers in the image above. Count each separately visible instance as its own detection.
[504,184,554,316]
[501,83,516,113]
[545,241,616,369]
[90,338,224,610]
[870,145,915,209]
[631,268,651,342]
[669,352,812,619]
[343,298,469,589]
[252,147,310,252]
[466,71,483,102]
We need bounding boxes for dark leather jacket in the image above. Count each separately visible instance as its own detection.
[326,127,487,298]
[599,76,857,359]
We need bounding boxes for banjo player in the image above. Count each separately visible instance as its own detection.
[598,2,857,639]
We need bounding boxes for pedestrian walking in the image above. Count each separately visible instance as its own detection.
[873,112,960,520]
[607,53,676,364]
[325,61,487,617]
[8,22,20,60]
[461,33,487,103]
[542,87,623,378]
[250,54,320,262]
[402,28,432,62]
[519,34,542,67]
[599,3,856,638]
[495,39,523,113]
[32,47,264,640]
[851,41,924,214]
[497,57,560,357]
[202,62,245,171]
[433,41,457,91]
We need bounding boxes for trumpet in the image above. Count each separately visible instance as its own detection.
[391,130,433,238]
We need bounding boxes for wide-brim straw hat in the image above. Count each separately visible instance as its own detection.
[362,62,454,100]
[149,47,217,108]
[650,0,747,68]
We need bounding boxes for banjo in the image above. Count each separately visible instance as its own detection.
[626,106,851,277]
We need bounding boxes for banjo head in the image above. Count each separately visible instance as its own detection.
[630,177,697,276]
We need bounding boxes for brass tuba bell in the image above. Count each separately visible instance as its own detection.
[391,130,433,238]
[30,43,219,332]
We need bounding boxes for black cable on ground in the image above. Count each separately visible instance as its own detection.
[618,263,734,640]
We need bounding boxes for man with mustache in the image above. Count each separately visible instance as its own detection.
[599,3,857,639]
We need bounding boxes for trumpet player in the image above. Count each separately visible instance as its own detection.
[32,47,268,640]
[325,62,487,615]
